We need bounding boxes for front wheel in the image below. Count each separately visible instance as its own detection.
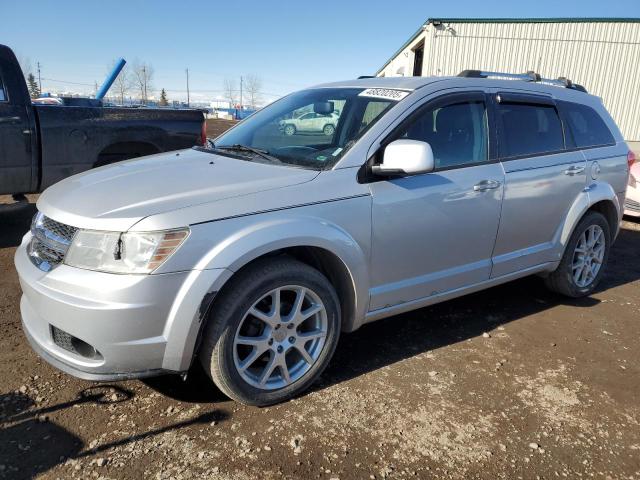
[544,211,611,297]
[199,257,341,406]
[323,124,335,136]
[283,124,296,136]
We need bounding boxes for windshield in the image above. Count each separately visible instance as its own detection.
[211,87,402,169]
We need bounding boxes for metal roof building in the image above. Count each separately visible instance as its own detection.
[376,18,640,141]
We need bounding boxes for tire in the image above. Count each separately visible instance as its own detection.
[283,124,296,136]
[199,257,341,406]
[544,211,611,297]
[323,124,335,136]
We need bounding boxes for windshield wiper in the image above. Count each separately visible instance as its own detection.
[215,144,283,164]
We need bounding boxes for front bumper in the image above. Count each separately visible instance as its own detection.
[15,233,230,381]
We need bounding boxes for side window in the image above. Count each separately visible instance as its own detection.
[498,103,564,158]
[0,75,6,102]
[561,102,615,148]
[396,100,488,169]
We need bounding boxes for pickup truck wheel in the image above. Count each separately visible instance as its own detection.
[544,211,611,297]
[323,124,335,136]
[199,257,340,406]
[283,124,296,136]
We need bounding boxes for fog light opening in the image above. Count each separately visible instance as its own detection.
[50,325,103,360]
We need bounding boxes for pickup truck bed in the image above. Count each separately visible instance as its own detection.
[0,44,205,195]
[34,104,204,189]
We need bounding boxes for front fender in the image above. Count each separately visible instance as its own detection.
[193,215,370,327]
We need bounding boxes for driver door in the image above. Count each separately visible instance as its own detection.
[368,92,504,311]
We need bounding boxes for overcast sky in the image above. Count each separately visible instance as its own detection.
[4,0,639,102]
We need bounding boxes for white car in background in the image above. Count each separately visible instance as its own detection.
[625,151,640,217]
[280,111,338,136]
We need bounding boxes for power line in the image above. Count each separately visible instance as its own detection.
[41,77,95,87]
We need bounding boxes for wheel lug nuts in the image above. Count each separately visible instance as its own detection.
[287,323,294,329]
[289,336,295,343]
[268,339,273,345]
[277,346,283,353]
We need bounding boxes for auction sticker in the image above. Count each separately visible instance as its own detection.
[358,88,410,101]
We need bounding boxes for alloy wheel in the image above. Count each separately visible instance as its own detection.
[233,286,328,390]
[572,225,606,288]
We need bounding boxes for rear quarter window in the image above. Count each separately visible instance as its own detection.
[0,76,6,102]
[560,101,615,148]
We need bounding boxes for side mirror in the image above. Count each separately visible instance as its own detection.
[372,139,435,176]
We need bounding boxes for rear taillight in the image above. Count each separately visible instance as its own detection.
[199,121,207,146]
[628,150,637,170]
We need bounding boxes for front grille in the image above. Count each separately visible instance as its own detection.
[625,198,640,212]
[41,216,77,243]
[28,213,78,272]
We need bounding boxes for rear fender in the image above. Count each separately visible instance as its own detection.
[555,181,621,256]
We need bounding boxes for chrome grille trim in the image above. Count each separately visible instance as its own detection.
[28,213,78,272]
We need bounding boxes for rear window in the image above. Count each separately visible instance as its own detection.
[561,102,615,148]
[498,103,565,158]
[0,76,6,102]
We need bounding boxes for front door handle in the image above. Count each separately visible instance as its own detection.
[473,179,502,192]
[564,165,585,176]
[0,116,21,125]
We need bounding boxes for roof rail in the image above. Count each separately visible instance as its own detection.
[458,70,587,92]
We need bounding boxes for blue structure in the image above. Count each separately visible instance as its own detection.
[96,58,126,100]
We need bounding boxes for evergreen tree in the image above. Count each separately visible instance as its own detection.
[27,73,40,98]
[159,88,168,106]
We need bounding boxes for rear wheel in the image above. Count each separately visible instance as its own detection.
[283,124,296,136]
[544,211,611,297]
[199,257,340,406]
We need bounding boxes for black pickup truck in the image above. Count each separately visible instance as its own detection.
[0,45,206,195]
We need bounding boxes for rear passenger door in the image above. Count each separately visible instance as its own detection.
[491,92,587,277]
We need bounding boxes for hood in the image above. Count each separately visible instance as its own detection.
[38,148,319,231]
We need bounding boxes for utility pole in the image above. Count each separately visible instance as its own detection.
[239,75,243,109]
[186,68,190,107]
[37,62,42,92]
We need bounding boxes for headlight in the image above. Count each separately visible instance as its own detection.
[64,228,189,274]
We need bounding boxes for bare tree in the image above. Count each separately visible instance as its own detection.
[16,53,32,77]
[244,74,262,109]
[223,77,237,107]
[109,59,133,105]
[131,60,154,104]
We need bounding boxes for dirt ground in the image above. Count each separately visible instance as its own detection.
[1,127,639,479]
[206,118,238,138]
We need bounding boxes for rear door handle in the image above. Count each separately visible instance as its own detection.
[564,165,585,176]
[473,179,502,192]
[0,116,21,125]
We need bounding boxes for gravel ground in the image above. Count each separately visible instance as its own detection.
[1,127,639,479]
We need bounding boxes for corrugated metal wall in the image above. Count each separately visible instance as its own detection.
[380,21,640,140]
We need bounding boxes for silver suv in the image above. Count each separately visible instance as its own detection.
[15,72,630,406]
